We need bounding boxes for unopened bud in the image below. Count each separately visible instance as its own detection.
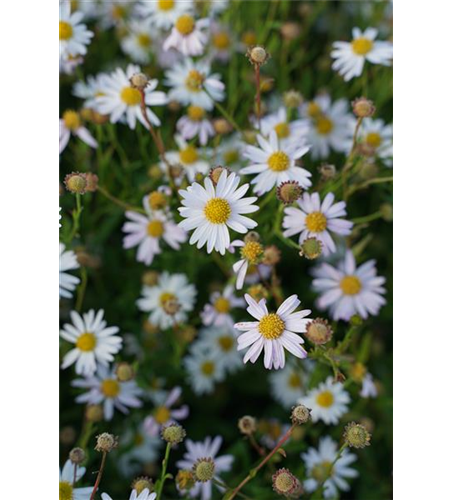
[247,284,268,302]
[244,231,260,243]
[213,118,232,135]
[262,245,281,266]
[247,45,270,66]
[129,72,149,90]
[290,404,311,425]
[64,172,87,194]
[305,318,333,345]
[272,468,303,498]
[238,415,257,435]
[277,180,302,204]
[161,423,186,444]
[299,237,322,260]
[209,166,229,185]
[85,172,98,192]
[352,97,376,118]
[343,422,371,448]
[115,362,135,382]
[283,90,303,109]
[95,432,118,453]
[132,477,154,495]
[281,22,301,40]
[85,404,104,422]
[318,163,336,180]
[69,447,86,465]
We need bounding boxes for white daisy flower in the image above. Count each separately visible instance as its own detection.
[163,14,209,56]
[59,110,98,154]
[143,386,189,436]
[60,243,80,299]
[209,21,235,62]
[59,459,92,500]
[201,285,245,329]
[215,133,245,170]
[303,437,358,499]
[176,105,215,145]
[176,436,233,500]
[259,107,309,148]
[234,294,312,370]
[200,0,229,15]
[360,373,378,398]
[98,0,132,29]
[229,239,264,290]
[269,360,313,409]
[312,250,386,321]
[259,419,291,449]
[122,196,187,266]
[73,73,109,111]
[96,64,167,130]
[183,346,226,395]
[59,0,93,61]
[282,192,353,256]
[178,170,259,255]
[60,54,84,75]
[300,377,350,425]
[137,0,194,30]
[137,271,197,330]
[196,326,244,373]
[358,118,393,167]
[60,309,123,377]
[242,130,311,195]
[165,59,225,111]
[73,365,143,421]
[69,0,98,20]
[121,19,157,64]
[331,27,393,81]
[102,489,156,500]
[300,95,354,159]
[164,135,210,183]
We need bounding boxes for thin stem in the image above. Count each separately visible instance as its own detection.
[212,478,251,500]
[204,87,242,134]
[75,267,88,313]
[67,193,83,244]
[89,452,107,500]
[97,185,145,213]
[156,442,172,500]
[352,210,383,225]
[254,64,262,128]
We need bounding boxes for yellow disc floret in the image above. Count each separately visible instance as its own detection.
[160,292,176,306]
[154,405,171,424]
[307,101,322,118]
[305,211,328,233]
[179,146,198,164]
[63,110,81,131]
[187,105,205,121]
[137,33,152,47]
[365,132,382,148]
[240,241,263,264]
[204,198,231,224]
[258,313,285,340]
[201,361,215,375]
[158,0,174,10]
[214,297,231,313]
[59,481,73,500]
[274,122,290,139]
[102,379,120,398]
[316,390,334,408]
[76,332,97,352]
[59,21,73,41]
[120,86,142,106]
[147,220,164,238]
[288,372,302,388]
[213,32,231,50]
[185,70,205,92]
[268,151,290,172]
[176,15,195,35]
[351,37,373,56]
[316,116,333,135]
[218,335,234,351]
[340,275,362,295]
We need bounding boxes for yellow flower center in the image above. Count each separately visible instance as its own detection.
[307,102,321,118]
[154,405,171,424]
[288,372,302,388]
[179,145,198,164]
[305,211,327,233]
[187,105,205,121]
[213,32,231,50]
[366,132,382,148]
[268,151,290,172]
[258,313,285,340]
[223,149,239,164]
[149,191,167,210]
[147,220,164,238]
[274,122,290,139]
[204,198,231,224]
[312,461,333,482]
[352,37,373,55]
[63,110,81,131]
[316,390,334,408]
[158,0,174,11]
[175,14,195,35]
[120,86,142,106]
[101,378,120,398]
[316,116,333,135]
[240,241,263,264]
[351,362,367,382]
[112,5,126,19]
[218,335,234,351]
[59,481,73,500]
[59,21,73,41]
[160,292,176,306]
[185,70,205,92]
[137,33,152,48]
[201,361,215,375]
[340,275,362,295]
[76,332,97,352]
[214,297,231,313]
[134,433,144,446]
[241,31,257,46]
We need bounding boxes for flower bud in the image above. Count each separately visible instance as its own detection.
[60,426,76,445]
[213,118,232,135]
[318,163,336,180]
[244,231,260,243]
[247,284,268,302]
[69,447,86,465]
[148,164,163,180]
[272,468,303,498]
[85,172,99,192]
[352,97,376,118]
[161,423,186,445]
[142,270,160,287]
[262,245,281,266]
[277,180,302,204]
[305,318,333,345]
[209,166,230,185]
[132,477,154,495]
[290,404,311,425]
[95,433,118,453]
[85,404,104,422]
[283,90,303,109]
[148,191,167,211]
[246,45,270,66]
[115,362,135,382]
[176,470,196,492]
[299,237,322,260]
[343,422,371,448]
[238,415,257,435]
[64,172,87,194]
[129,72,149,90]
[193,458,215,482]
[281,22,301,40]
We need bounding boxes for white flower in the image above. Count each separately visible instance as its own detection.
[358,118,393,167]
[60,309,123,376]
[60,243,80,299]
[269,360,313,409]
[302,436,358,498]
[259,107,309,148]
[209,22,235,62]
[234,294,311,370]
[73,365,143,421]
[178,170,259,255]
[165,59,225,111]
[300,377,350,425]
[73,73,109,111]
[97,1,131,29]
[163,15,209,56]
[59,459,92,500]
[282,192,353,256]
[122,196,187,265]
[143,386,189,436]
[60,55,84,75]
[102,490,156,500]
[176,436,233,500]
[301,95,354,159]
[96,64,167,129]
[164,135,210,184]
[121,19,157,64]
[360,373,378,398]
[242,131,311,195]
[176,105,215,146]
[331,27,393,81]
[137,271,197,329]
[59,0,93,61]
[215,133,245,170]
[201,285,245,329]
[137,0,194,30]
[312,250,386,321]
[184,346,226,395]
[59,111,98,154]
[229,239,264,290]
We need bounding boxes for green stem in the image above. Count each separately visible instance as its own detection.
[75,267,88,312]
[156,442,172,500]
[67,193,83,244]
[97,185,145,213]
[205,87,242,135]
[352,210,383,225]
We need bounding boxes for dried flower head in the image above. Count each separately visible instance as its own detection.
[131,477,154,495]
[246,45,270,66]
[299,237,323,260]
[305,318,333,345]
[95,432,118,453]
[262,245,281,266]
[129,72,149,90]
[318,163,337,180]
[277,180,303,204]
[85,172,99,192]
[290,404,311,425]
[238,415,257,435]
[85,404,104,423]
[193,457,216,482]
[343,422,372,448]
[69,447,86,465]
[213,118,232,135]
[64,172,87,194]
[283,90,303,109]
[272,468,303,498]
[176,470,196,491]
[244,231,260,243]
[352,97,376,118]
[161,423,186,444]
[115,362,135,382]
[209,166,230,185]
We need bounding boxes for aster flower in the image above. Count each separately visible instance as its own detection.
[176,105,215,145]
[59,0,93,62]
[59,459,92,500]
[229,238,264,290]
[234,294,312,370]
[122,195,187,265]
[209,21,235,62]
[331,27,393,81]
[259,106,309,148]
[300,377,350,425]
[215,133,245,170]
[201,285,245,328]
[59,110,98,154]
[59,243,80,299]
[302,436,358,498]
[164,135,210,183]
[242,131,311,195]
[184,345,226,395]
[269,360,313,409]
[102,490,156,500]
[282,192,353,256]
[60,309,123,376]
[178,170,259,255]
[312,250,386,321]
[163,15,209,56]
[358,118,393,167]
[176,436,233,500]
[98,0,132,29]
[73,73,109,111]
[137,0,194,30]
[96,64,167,129]
[121,19,157,64]
[144,386,189,436]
